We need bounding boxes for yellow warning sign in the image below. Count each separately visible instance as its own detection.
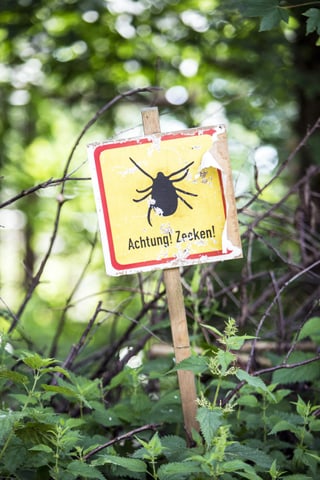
[88,126,242,275]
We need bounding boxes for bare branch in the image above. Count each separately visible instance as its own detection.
[83,423,160,461]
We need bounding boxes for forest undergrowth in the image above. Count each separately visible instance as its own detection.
[1,89,320,479]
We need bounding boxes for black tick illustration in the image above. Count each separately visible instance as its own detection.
[130,156,198,226]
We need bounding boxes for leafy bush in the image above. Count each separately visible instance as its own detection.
[1,318,320,479]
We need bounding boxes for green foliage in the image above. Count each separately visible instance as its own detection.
[2,318,319,479]
[304,8,320,35]
[1,0,320,478]
[237,0,319,38]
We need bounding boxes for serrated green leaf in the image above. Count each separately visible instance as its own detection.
[201,323,223,338]
[196,407,223,445]
[0,369,29,384]
[272,353,320,384]
[29,443,53,454]
[41,366,70,377]
[269,420,299,436]
[158,461,201,480]
[236,370,274,399]
[298,316,320,343]
[223,459,261,478]
[225,335,255,350]
[0,411,17,442]
[237,394,259,408]
[93,454,147,473]
[304,8,320,35]
[227,443,273,469]
[216,349,236,374]
[2,437,27,473]
[175,355,208,374]
[9,393,38,405]
[22,354,56,370]
[42,384,79,398]
[15,421,56,445]
[161,435,187,461]
[67,460,106,479]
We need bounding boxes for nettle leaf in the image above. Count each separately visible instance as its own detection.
[236,370,275,400]
[0,369,29,385]
[227,443,273,469]
[304,8,320,35]
[161,435,187,461]
[201,323,223,338]
[225,335,255,351]
[237,394,259,408]
[223,459,262,479]
[43,384,80,398]
[298,316,320,343]
[2,437,27,473]
[269,420,299,436]
[157,461,201,480]
[216,349,235,374]
[175,355,208,374]
[41,366,70,377]
[0,411,19,442]
[67,460,106,479]
[272,352,320,384]
[196,407,223,446]
[93,454,147,473]
[15,421,56,445]
[29,443,54,454]
[22,354,56,370]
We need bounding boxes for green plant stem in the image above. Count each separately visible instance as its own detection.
[213,377,222,407]
[0,369,41,461]
[262,394,267,443]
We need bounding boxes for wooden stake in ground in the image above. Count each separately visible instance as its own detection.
[141,107,199,443]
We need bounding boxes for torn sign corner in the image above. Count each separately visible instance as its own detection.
[212,124,226,140]
[199,150,222,171]
[225,239,242,258]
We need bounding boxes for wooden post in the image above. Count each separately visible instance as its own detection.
[141,107,199,443]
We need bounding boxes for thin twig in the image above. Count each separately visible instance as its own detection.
[83,423,160,461]
[49,232,98,358]
[62,301,102,372]
[246,259,320,373]
[7,86,160,332]
[239,116,320,213]
[0,176,90,209]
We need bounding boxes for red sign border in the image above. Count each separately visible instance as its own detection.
[92,127,229,273]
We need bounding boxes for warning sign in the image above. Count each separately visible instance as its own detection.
[88,126,242,275]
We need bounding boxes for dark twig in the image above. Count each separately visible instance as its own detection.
[7,86,160,332]
[223,354,320,407]
[49,232,98,358]
[239,116,320,213]
[61,301,102,372]
[0,176,90,209]
[83,423,160,461]
[246,259,320,373]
